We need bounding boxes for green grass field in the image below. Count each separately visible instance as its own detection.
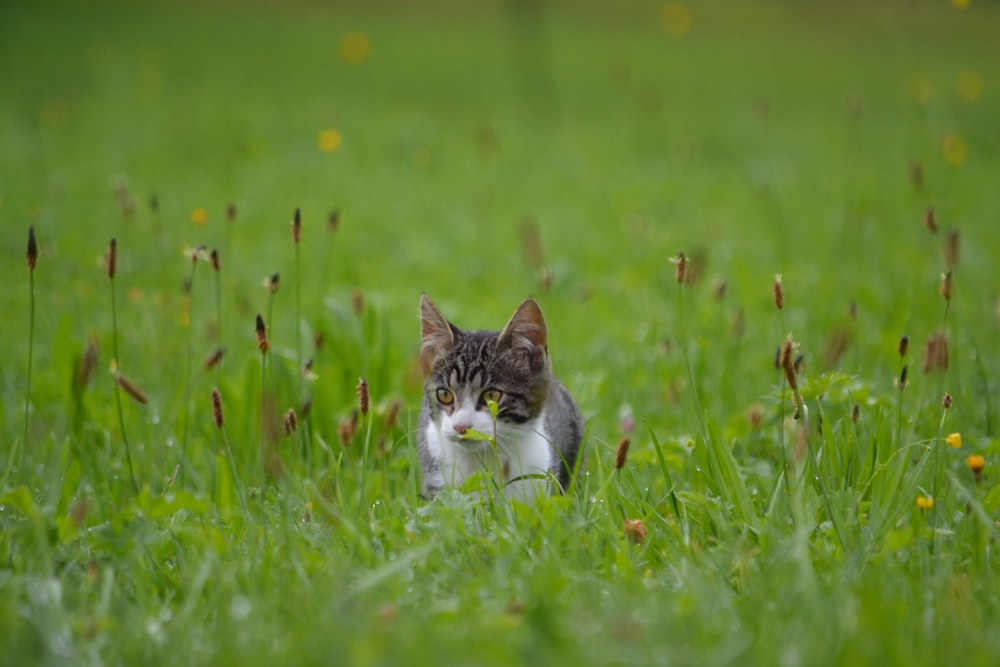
[3,0,1000,664]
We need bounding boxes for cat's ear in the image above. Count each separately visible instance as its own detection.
[498,299,548,368]
[420,295,458,374]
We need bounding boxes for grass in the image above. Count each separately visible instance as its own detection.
[3,0,1000,664]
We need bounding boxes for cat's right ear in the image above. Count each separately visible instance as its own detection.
[420,295,456,374]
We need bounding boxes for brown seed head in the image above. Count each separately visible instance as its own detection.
[942,393,953,410]
[27,226,38,271]
[299,397,313,420]
[116,374,148,405]
[615,437,631,470]
[284,408,298,436]
[909,160,924,190]
[352,289,365,315]
[75,336,100,392]
[384,399,402,432]
[106,238,118,279]
[923,333,950,373]
[945,230,960,270]
[255,314,269,354]
[851,404,860,423]
[211,388,224,429]
[940,271,953,301]
[899,335,909,358]
[674,252,687,285]
[899,365,908,389]
[313,331,325,351]
[773,274,784,310]
[357,377,370,416]
[210,248,220,272]
[225,203,237,223]
[327,209,340,233]
[338,414,358,446]
[924,207,938,234]
[204,347,225,370]
[780,337,797,389]
[267,273,281,294]
[291,207,302,244]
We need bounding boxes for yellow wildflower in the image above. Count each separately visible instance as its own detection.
[946,432,962,449]
[966,454,985,475]
[916,495,934,510]
[191,208,208,225]
[318,129,342,153]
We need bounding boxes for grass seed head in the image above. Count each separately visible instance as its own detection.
[940,271,953,301]
[909,160,924,190]
[945,230,960,270]
[106,238,118,279]
[210,248,220,272]
[357,377,370,416]
[923,333,949,373]
[899,335,909,358]
[116,374,148,405]
[899,364,908,389]
[284,408,298,436]
[211,388,224,429]
[204,347,225,370]
[327,209,340,233]
[74,336,100,393]
[299,396,313,420]
[615,437,631,470]
[225,203,237,223]
[924,207,938,234]
[27,225,38,271]
[780,337,797,389]
[942,392,953,409]
[267,272,281,294]
[773,274,784,310]
[673,252,687,284]
[255,314,269,354]
[291,207,302,244]
[851,403,860,423]
[352,289,365,315]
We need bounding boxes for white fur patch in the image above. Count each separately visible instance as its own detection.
[425,399,552,502]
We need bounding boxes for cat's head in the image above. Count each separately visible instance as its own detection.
[420,295,551,444]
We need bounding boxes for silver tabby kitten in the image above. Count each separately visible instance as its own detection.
[417,295,583,502]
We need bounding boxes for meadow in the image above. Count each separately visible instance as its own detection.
[3,0,1000,664]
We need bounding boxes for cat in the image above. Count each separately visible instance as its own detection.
[417,295,583,502]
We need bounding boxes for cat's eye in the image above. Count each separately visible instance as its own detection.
[482,389,503,405]
[436,388,454,405]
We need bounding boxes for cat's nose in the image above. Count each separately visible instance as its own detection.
[453,423,469,435]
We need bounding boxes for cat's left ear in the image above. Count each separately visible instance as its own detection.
[420,294,458,375]
[498,299,549,368]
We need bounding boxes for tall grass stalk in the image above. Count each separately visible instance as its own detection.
[107,238,139,494]
[255,313,270,486]
[290,208,310,471]
[213,388,251,524]
[19,226,39,482]
[211,249,223,383]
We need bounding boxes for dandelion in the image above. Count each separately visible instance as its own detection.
[916,495,934,510]
[966,454,985,482]
[946,432,962,449]
[191,207,208,225]
[339,31,371,62]
[623,518,648,544]
[942,134,967,167]
[659,3,692,36]
[773,274,784,310]
[318,129,342,153]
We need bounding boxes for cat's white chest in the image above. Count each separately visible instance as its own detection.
[424,414,552,502]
